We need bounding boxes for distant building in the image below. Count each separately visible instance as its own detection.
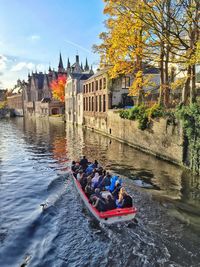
[7,80,24,116]
[65,55,94,124]
[23,53,66,117]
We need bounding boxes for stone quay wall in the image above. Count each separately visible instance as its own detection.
[84,110,184,165]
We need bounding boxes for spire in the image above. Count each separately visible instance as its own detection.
[48,65,52,72]
[90,65,94,74]
[67,58,71,69]
[58,52,64,71]
[76,54,79,64]
[84,58,89,71]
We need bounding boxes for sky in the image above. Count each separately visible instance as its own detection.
[0,0,106,89]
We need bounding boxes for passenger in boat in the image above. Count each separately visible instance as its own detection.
[93,160,99,168]
[80,156,89,171]
[116,187,133,208]
[85,181,94,198]
[105,194,116,210]
[105,175,120,192]
[99,172,111,189]
[73,162,81,178]
[92,195,107,212]
[85,164,94,175]
[95,169,104,188]
[80,174,88,190]
[91,172,100,188]
[71,161,76,172]
[77,170,84,181]
[112,180,122,200]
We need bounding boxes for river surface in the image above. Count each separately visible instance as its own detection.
[0,117,200,267]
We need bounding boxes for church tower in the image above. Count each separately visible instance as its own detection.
[58,52,64,73]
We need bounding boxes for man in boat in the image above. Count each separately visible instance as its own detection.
[79,156,89,171]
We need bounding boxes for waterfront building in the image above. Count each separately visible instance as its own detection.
[82,66,160,131]
[65,55,94,124]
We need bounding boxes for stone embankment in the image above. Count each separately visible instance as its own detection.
[84,110,184,166]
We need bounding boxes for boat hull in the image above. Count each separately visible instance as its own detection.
[72,173,137,224]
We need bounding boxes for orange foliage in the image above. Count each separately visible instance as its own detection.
[50,74,67,102]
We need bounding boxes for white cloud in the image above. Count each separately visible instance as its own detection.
[29,35,40,41]
[11,62,35,72]
[0,55,8,71]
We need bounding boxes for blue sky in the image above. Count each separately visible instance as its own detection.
[0,0,105,88]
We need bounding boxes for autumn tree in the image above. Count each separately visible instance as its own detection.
[133,0,200,105]
[94,0,152,105]
[50,74,67,102]
[95,0,200,107]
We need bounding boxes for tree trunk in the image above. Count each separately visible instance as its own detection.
[182,66,191,104]
[164,0,171,108]
[164,45,170,107]
[190,64,196,104]
[158,42,165,106]
[136,28,143,105]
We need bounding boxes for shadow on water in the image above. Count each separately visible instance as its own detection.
[0,118,200,267]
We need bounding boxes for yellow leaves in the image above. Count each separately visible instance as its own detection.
[129,72,155,97]
[129,70,143,96]
[171,78,186,90]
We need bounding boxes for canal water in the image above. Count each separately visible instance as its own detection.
[0,118,200,267]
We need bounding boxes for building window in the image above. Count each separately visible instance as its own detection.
[83,97,85,111]
[103,95,106,112]
[83,85,85,93]
[99,95,102,112]
[95,80,98,91]
[89,83,91,92]
[92,82,94,92]
[95,96,98,112]
[89,97,91,111]
[92,96,94,111]
[86,84,88,93]
[86,97,88,111]
[122,76,130,88]
[100,79,102,90]
[103,78,106,89]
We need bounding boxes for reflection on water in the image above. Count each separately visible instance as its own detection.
[0,117,200,267]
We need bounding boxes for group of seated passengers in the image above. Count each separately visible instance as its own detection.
[71,156,133,212]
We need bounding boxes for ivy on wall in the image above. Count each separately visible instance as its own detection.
[176,103,200,174]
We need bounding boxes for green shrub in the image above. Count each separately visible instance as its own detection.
[138,113,149,130]
[128,106,140,120]
[147,104,164,119]
[119,109,129,119]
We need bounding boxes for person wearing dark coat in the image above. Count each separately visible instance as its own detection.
[105,195,116,210]
[79,156,88,171]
